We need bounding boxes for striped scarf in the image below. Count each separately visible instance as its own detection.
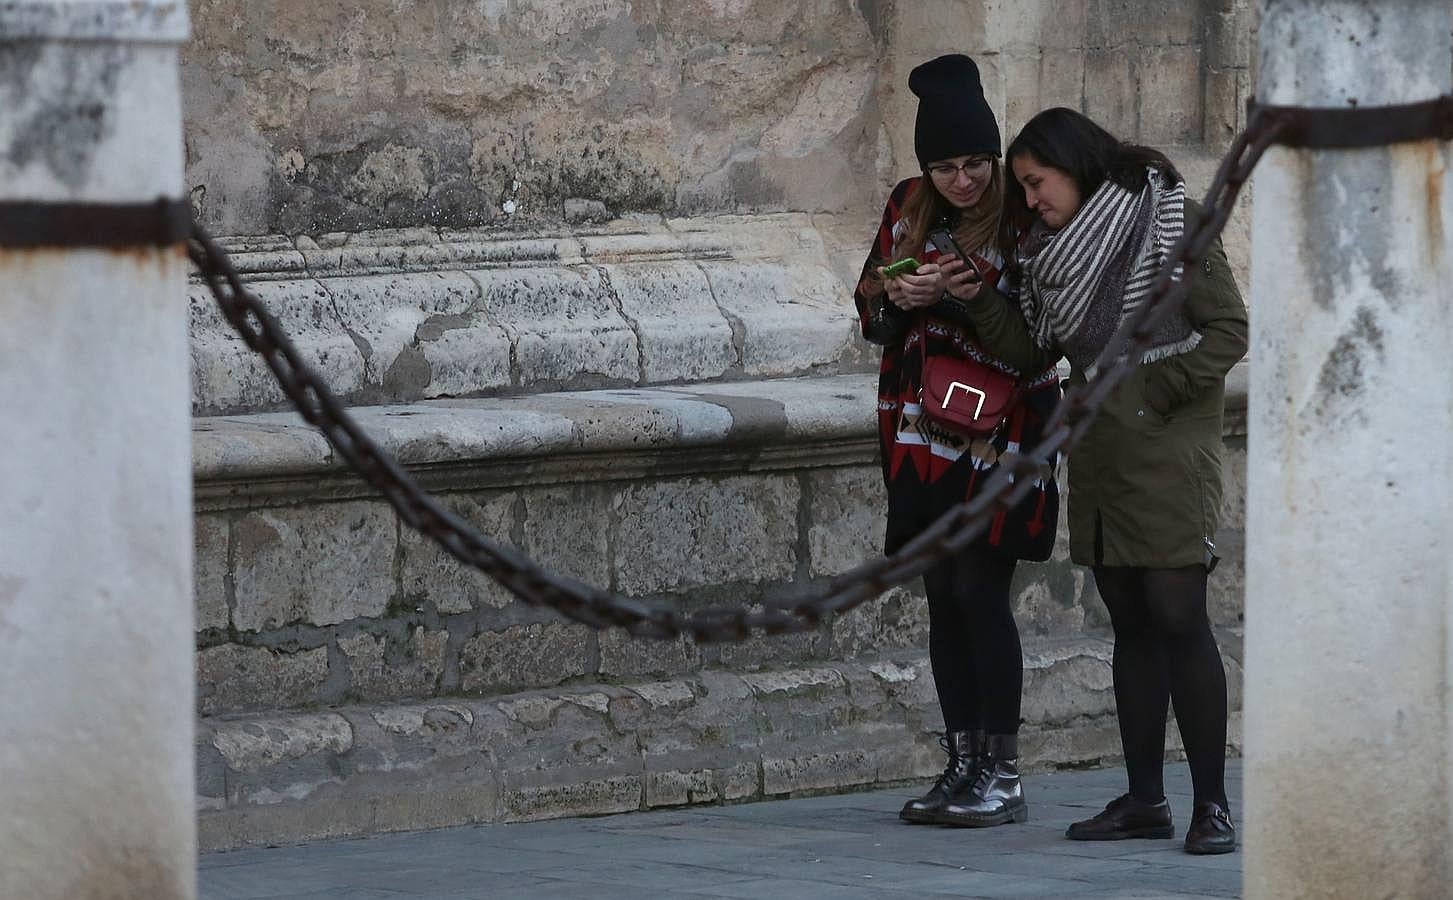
[1017,167,1199,375]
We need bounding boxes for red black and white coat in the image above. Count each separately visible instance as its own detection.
[853,176,1061,560]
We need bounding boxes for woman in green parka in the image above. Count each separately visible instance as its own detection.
[938,108,1247,856]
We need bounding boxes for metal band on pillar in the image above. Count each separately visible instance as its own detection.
[0,198,192,248]
[1247,94,1453,148]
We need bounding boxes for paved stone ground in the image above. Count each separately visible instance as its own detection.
[200,761,1243,899]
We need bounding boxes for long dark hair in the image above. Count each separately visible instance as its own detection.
[1000,107,1180,251]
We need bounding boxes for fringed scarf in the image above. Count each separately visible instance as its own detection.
[1017,166,1199,374]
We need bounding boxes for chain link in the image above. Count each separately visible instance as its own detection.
[186,112,1288,643]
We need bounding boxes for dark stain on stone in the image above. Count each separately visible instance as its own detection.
[1310,306,1385,424]
[854,0,889,45]
[726,159,787,211]
[384,345,433,397]
[416,313,473,342]
[4,42,125,189]
[1299,151,1395,311]
[689,393,789,444]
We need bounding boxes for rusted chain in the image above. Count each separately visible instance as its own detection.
[183,110,1293,642]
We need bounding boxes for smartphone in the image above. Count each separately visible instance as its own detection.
[881,257,920,278]
[927,229,980,282]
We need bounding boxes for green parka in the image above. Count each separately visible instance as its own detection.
[963,202,1249,568]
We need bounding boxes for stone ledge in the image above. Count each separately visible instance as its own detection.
[194,367,1247,502]
[190,215,877,416]
[197,634,1244,851]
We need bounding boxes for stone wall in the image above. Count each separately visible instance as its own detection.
[181,0,888,235]
[193,373,1248,849]
[181,1,1256,236]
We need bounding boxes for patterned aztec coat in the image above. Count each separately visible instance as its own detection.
[853,177,1061,560]
[962,201,1248,569]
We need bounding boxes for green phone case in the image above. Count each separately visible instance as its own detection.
[881,257,920,278]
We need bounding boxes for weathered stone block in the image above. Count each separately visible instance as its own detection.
[399,492,516,615]
[459,622,593,694]
[1013,569,1090,638]
[196,644,329,715]
[744,667,852,741]
[713,620,828,673]
[828,587,930,659]
[893,0,988,53]
[761,744,877,796]
[1085,49,1137,141]
[615,673,762,764]
[1089,0,1200,48]
[469,267,639,387]
[502,772,643,822]
[1003,54,1046,138]
[1137,46,1204,146]
[598,629,701,680]
[1202,67,1242,146]
[1020,720,1123,771]
[195,736,228,813]
[232,502,396,631]
[1205,9,1253,69]
[197,795,377,851]
[1021,640,1116,726]
[698,262,859,378]
[1040,49,1087,113]
[190,279,366,416]
[321,271,510,401]
[339,627,450,702]
[194,514,230,632]
[520,484,613,588]
[615,475,800,594]
[210,712,353,773]
[604,263,738,383]
[805,466,885,578]
[985,0,1089,51]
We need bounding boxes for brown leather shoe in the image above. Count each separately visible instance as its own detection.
[1066,793,1174,841]
[1184,801,1236,854]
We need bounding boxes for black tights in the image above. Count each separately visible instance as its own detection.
[1093,565,1228,807]
[922,545,1021,736]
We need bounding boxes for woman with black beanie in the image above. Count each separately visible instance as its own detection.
[852,54,1061,828]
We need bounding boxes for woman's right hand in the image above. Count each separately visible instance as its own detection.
[880,264,944,310]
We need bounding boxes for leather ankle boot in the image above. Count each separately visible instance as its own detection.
[900,731,982,824]
[937,733,1027,827]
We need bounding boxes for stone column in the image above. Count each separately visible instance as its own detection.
[0,3,195,898]
[1245,1,1453,897]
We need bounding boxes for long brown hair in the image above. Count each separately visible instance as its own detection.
[891,159,1005,267]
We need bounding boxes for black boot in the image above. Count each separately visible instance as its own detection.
[937,734,1027,827]
[900,731,981,824]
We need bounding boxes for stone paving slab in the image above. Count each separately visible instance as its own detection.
[200,761,1243,899]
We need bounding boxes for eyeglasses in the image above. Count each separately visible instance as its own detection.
[926,158,993,181]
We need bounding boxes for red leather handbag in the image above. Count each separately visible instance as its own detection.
[917,324,1021,437]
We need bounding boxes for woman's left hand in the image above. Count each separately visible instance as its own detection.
[939,255,984,302]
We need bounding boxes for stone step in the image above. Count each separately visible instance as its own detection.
[196,635,1245,851]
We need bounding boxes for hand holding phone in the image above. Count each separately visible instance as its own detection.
[880,257,921,279]
[927,229,979,283]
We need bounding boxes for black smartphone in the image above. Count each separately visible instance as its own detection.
[927,228,980,282]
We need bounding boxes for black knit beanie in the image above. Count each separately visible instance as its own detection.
[909,54,1001,168]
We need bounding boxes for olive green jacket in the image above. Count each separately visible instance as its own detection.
[964,203,1249,568]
